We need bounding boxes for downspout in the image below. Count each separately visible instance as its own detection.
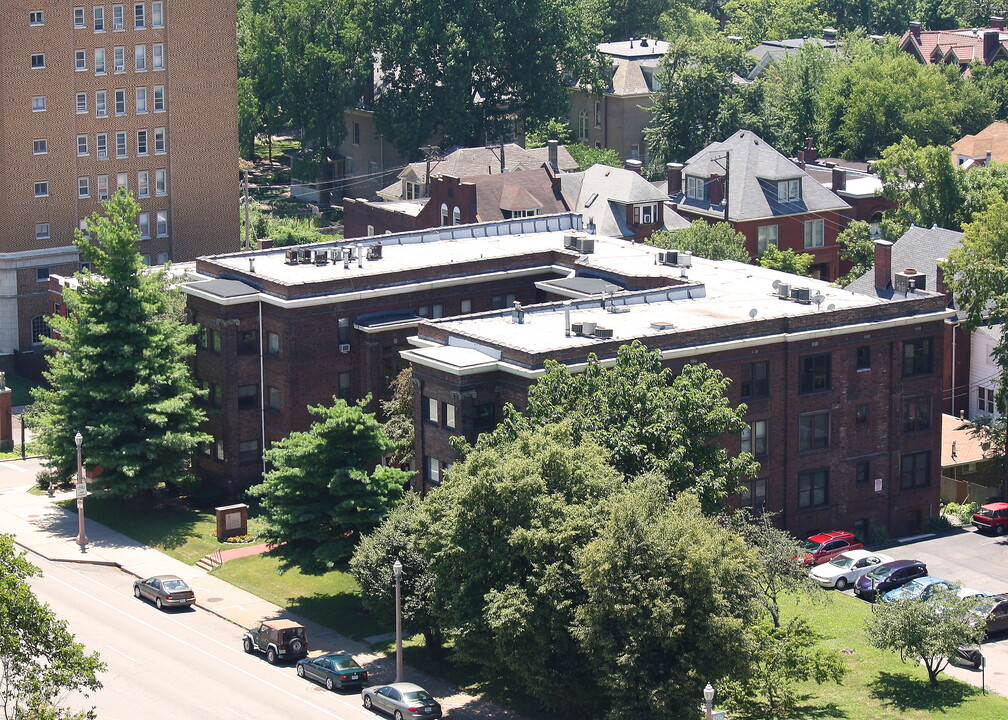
[259,299,266,479]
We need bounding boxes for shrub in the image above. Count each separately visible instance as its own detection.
[868,526,891,547]
[926,514,952,534]
[942,501,979,525]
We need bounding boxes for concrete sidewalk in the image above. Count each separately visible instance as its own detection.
[0,475,527,720]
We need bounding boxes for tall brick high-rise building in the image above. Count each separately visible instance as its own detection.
[0,1,238,355]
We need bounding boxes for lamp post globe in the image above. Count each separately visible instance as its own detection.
[704,682,715,720]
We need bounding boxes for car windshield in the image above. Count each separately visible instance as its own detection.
[403,691,434,702]
[281,628,304,640]
[162,579,188,591]
[902,578,926,593]
[829,555,856,569]
[800,540,822,552]
[333,658,361,670]
[867,564,894,580]
[977,507,996,518]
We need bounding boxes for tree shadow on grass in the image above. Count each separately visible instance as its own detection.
[285,591,384,641]
[869,670,978,713]
[732,695,848,720]
[54,494,205,551]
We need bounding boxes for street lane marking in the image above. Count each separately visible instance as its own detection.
[5,463,27,472]
[105,645,137,663]
[226,707,255,720]
[40,564,370,719]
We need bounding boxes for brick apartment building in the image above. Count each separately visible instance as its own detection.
[183,215,945,537]
[0,1,238,362]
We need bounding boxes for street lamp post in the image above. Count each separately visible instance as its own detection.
[75,432,88,552]
[704,682,715,720]
[393,559,403,683]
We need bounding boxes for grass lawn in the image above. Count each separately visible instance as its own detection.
[5,372,40,407]
[253,136,300,161]
[213,554,384,641]
[61,493,267,565]
[751,593,1008,720]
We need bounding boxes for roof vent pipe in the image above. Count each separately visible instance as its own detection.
[249,258,255,273]
[564,301,572,337]
[357,244,364,268]
[511,300,524,324]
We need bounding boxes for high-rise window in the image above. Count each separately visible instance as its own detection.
[34,182,49,197]
[137,170,149,197]
[33,139,48,155]
[135,45,146,72]
[155,168,167,195]
[116,132,127,158]
[97,175,109,200]
[112,5,124,30]
[77,135,89,156]
[96,91,107,117]
[154,128,165,154]
[152,43,163,69]
[156,210,167,237]
[116,173,128,190]
[741,360,769,399]
[798,411,830,451]
[75,8,86,28]
[135,87,147,113]
[94,7,105,31]
[740,419,768,457]
[134,3,145,28]
[31,53,45,68]
[77,93,88,113]
[78,177,90,198]
[152,85,165,111]
[113,46,125,72]
[95,48,106,74]
[75,50,87,71]
[138,212,150,237]
[799,353,831,393]
[151,2,163,27]
[903,338,934,377]
[114,89,126,115]
[35,223,50,240]
[32,96,47,112]
[96,134,108,158]
[900,451,931,490]
[798,468,829,509]
[137,129,148,155]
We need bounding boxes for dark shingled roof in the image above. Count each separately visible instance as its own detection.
[189,279,257,298]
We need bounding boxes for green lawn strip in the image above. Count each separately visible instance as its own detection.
[253,136,300,161]
[212,554,383,640]
[769,592,1008,720]
[59,494,267,565]
[5,372,40,406]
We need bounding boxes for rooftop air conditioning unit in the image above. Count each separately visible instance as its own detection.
[571,322,584,335]
[577,237,595,254]
[563,233,580,250]
[678,250,692,268]
[339,343,351,353]
[313,250,329,265]
[580,320,598,335]
[776,282,791,299]
[367,243,383,260]
[663,250,679,266]
[298,248,312,264]
[594,327,614,339]
[284,249,298,265]
[791,287,811,304]
[329,249,341,264]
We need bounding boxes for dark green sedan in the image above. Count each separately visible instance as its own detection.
[296,653,369,691]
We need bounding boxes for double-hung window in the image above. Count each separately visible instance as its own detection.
[153,127,165,154]
[75,50,87,71]
[135,45,146,72]
[75,7,86,28]
[155,169,167,195]
[113,46,125,72]
[137,170,150,197]
[115,132,127,158]
[778,178,801,202]
[97,175,109,201]
[137,129,148,155]
[94,7,105,31]
[77,135,89,156]
[78,177,90,198]
[96,133,108,158]
[135,87,147,113]
[112,5,124,30]
[76,93,88,113]
[114,89,126,115]
[151,2,163,27]
[156,210,168,237]
[96,91,107,117]
[152,85,165,111]
[95,48,106,74]
[152,43,163,69]
[134,3,145,28]
[804,219,824,248]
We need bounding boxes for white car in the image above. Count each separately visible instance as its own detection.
[810,550,893,590]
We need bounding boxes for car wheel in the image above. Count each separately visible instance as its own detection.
[134,585,142,599]
[243,637,253,653]
[289,638,304,654]
[297,664,305,677]
[155,597,163,610]
[395,711,404,720]
[266,648,278,665]
[363,695,373,710]
[998,525,1006,536]
[326,677,334,691]
[835,577,849,591]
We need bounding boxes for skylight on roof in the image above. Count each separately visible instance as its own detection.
[585,193,598,208]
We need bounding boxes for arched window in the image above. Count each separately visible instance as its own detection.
[578,110,588,140]
[452,206,461,225]
[31,315,49,344]
[870,211,883,238]
[440,203,449,225]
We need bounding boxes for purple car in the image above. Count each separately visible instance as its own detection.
[853,559,927,602]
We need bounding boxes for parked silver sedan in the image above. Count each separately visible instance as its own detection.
[362,682,442,719]
[133,574,195,610]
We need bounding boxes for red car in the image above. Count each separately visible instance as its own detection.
[799,531,863,567]
[972,502,1008,535]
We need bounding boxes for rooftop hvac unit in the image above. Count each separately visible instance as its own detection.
[329,249,341,264]
[776,282,791,299]
[571,322,584,335]
[663,250,679,266]
[298,248,312,264]
[678,250,692,268]
[367,243,383,260]
[580,320,597,335]
[563,233,580,250]
[594,327,614,339]
[284,249,298,265]
[339,343,351,353]
[577,237,595,254]
[791,287,811,304]
[313,250,329,265]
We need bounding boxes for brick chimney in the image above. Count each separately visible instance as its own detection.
[936,258,949,296]
[666,162,683,195]
[257,238,274,250]
[823,27,837,42]
[993,16,1005,30]
[985,29,1002,62]
[625,159,643,174]
[801,137,818,164]
[831,167,847,192]
[709,174,724,205]
[874,240,893,290]
[909,21,922,40]
[547,139,559,172]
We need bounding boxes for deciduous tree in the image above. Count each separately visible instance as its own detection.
[0,535,105,720]
[250,397,409,573]
[836,220,876,287]
[649,220,750,262]
[380,367,414,468]
[30,191,208,497]
[874,137,965,236]
[756,245,815,276]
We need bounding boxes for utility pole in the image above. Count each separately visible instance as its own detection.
[243,169,251,250]
[420,145,441,198]
[723,150,730,222]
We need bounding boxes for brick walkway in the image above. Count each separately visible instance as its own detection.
[217,541,275,562]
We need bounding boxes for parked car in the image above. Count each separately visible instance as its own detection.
[132,575,195,610]
[854,559,928,602]
[297,652,368,691]
[798,531,864,567]
[809,550,893,590]
[881,576,953,603]
[242,619,308,664]
[973,593,1008,635]
[362,682,442,719]
[972,502,1008,535]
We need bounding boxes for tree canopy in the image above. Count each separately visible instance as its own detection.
[650,220,751,262]
[756,245,815,276]
[0,535,105,720]
[30,191,208,497]
[250,397,409,573]
[835,220,876,287]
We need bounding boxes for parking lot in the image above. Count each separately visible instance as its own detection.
[837,525,1008,692]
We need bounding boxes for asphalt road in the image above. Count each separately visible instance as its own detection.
[27,556,386,720]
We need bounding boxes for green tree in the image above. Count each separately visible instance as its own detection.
[237,0,287,162]
[364,0,602,156]
[759,41,838,156]
[574,486,762,717]
[237,76,260,161]
[645,35,753,164]
[250,397,409,573]
[874,137,965,236]
[835,220,876,287]
[524,117,574,148]
[426,422,623,711]
[471,341,757,512]
[380,367,415,468]
[969,60,1008,121]
[756,244,815,276]
[866,588,987,683]
[566,143,622,170]
[723,0,827,46]
[30,191,208,497]
[0,535,105,720]
[649,220,750,262]
[349,492,442,651]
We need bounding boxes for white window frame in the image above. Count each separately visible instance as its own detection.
[34,182,49,197]
[151,2,163,27]
[440,203,448,225]
[757,224,778,254]
[74,7,86,28]
[134,44,146,72]
[35,223,51,240]
[32,96,47,112]
[155,168,167,195]
[426,397,439,423]
[97,175,110,201]
[137,129,148,155]
[137,170,150,197]
[76,93,88,114]
[33,139,48,155]
[30,10,44,25]
[153,127,165,154]
[77,135,89,156]
[116,132,127,158]
[445,403,456,429]
[138,212,150,238]
[113,46,125,72]
[31,53,45,69]
[96,91,107,117]
[75,49,87,71]
[135,87,147,113]
[155,210,168,237]
[452,206,461,225]
[95,48,106,74]
[152,43,163,70]
[116,173,128,191]
[134,3,145,29]
[778,178,801,202]
[685,175,705,201]
[152,85,165,111]
[97,133,108,158]
[112,5,124,30]
[578,110,588,140]
[804,219,824,249]
[94,6,105,31]
[78,177,91,198]
[114,88,126,115]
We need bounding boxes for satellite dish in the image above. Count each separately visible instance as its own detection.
[827,303,836,311]
[749,308,758,318]
[772,279,781,290]
[812,292,825,308]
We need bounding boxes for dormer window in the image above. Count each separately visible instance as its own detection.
[778,178,801,202]
[685,175,705,200]
[404,181,422,200]
[633,203,658,225]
